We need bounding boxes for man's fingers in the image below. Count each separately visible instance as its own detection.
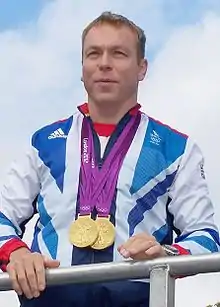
[32,254,59,293]
[43,257,60,268]
[7,252,51,299]
[24,257,41,297]
[128,240,156,256]
[125,240,157,259]
[118,235,158,259]
[145,245,163,258]
[118,236,138,257]
[14,261,33,299]
[7,250,61,299]
[33,255,46,292]
[7,264,22,296]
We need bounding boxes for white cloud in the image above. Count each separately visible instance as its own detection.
[1,1,220,306]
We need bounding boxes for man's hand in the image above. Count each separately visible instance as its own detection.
[118,233,167,260]
[7,248,60,299]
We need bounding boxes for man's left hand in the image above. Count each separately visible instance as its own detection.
[117,233,167,260]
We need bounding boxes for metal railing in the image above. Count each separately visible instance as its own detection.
[1,253,220,307]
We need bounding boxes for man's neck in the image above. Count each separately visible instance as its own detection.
[87,99,138,124]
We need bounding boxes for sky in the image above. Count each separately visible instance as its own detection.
[0,0,220,306]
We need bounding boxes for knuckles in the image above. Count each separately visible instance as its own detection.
[121,233,162,260]
[17,274,27,283]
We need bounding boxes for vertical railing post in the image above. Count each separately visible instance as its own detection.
[149,265,175,307]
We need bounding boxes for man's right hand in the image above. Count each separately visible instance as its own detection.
[6,248,60,299]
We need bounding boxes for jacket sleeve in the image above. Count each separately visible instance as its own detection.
[0,140,41,271]
[168,137,220,255]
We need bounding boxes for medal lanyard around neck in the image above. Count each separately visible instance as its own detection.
[79,111,141,217]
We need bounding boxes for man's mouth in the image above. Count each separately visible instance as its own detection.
[95,79,118,83]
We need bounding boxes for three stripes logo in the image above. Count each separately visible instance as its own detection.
[150,129,161,146]
[48,128,67,139]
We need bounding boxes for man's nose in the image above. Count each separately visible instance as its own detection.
[98,52,112,71]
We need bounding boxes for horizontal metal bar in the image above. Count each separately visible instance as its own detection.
[0,253,220,291]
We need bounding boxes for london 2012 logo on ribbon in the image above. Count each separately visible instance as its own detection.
[82,138,89,163]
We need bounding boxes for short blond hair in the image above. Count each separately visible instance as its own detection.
[82,11,146,59]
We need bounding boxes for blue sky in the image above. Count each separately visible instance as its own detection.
[1,0,220,60]
[0,0,52,30]
[1,0,220,30]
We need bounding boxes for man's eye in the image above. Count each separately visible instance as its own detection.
[87,51,99,57]
[114,51,127,56]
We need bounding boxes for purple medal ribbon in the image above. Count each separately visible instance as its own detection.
[79,119,96,215]
[79,111,141,217]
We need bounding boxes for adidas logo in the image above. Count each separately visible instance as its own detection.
[48,128,67,139]
[150,130,161,145]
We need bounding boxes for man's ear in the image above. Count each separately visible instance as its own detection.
[138,58,148,82]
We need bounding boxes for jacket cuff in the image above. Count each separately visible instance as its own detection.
[0,238,30,272]
[172,243,191,255]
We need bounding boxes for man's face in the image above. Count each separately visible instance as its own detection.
[82,23,147,105]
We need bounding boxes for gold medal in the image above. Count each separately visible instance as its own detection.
[69,215,98,248]
[91,217,115,250]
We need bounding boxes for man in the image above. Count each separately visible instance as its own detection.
[0,11,219,307]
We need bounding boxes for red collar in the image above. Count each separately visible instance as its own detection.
[78,103,141,137]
